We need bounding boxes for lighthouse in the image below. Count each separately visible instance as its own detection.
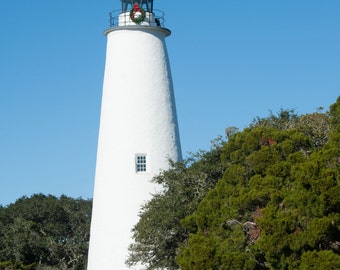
[87,0,182,269]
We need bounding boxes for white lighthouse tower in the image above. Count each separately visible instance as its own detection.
[87,0,182,269]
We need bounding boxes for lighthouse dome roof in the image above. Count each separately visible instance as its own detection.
[121,0,153,4]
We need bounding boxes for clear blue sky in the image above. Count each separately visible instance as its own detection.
[1,0,339,206]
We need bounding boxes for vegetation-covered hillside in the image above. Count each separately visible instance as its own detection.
[128,97,340,270]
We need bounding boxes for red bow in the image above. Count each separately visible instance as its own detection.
[133,4,139,11]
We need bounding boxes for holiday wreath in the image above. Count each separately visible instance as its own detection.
[130,4,146,24]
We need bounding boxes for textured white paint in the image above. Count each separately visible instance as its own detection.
[87,12,181,270]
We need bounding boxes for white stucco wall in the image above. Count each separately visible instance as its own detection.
[87,24,181,270]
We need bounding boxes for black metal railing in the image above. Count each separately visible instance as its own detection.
[108,9,167,28]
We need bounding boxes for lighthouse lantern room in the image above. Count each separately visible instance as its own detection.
[121,0,153,12]
[87,0,182,269]
[107,0,168,29]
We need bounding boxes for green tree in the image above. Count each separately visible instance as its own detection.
[177,99,339,269]
[0,194,92,270]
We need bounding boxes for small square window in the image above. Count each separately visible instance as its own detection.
[136,154,147,172]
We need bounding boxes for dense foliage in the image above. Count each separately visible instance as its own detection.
[129,97,340,269]
[0,194,92,270]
